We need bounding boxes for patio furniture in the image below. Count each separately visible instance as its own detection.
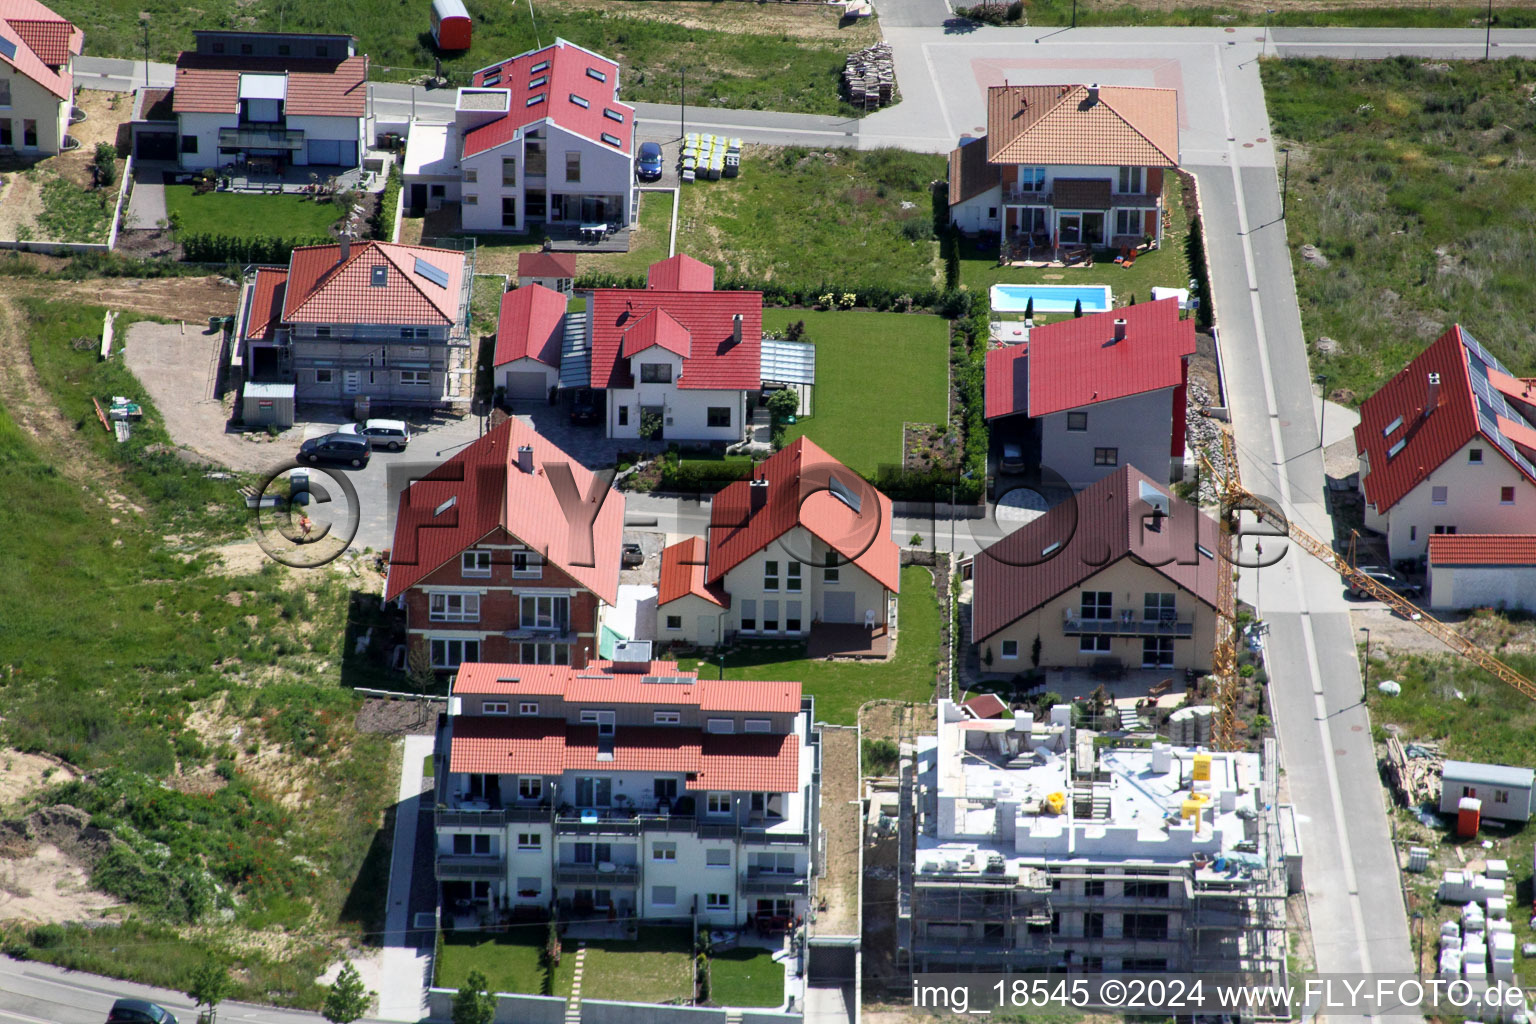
[1062,245,1090,266]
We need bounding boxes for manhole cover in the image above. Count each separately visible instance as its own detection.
[1352,725,1364,732]
[1243,142,1255,148]
[1335,748,1348,756]
[1257,137,1268,143]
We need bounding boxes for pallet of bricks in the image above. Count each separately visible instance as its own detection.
[843,43,895,110]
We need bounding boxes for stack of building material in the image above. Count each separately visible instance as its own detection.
[1464,931,1488,980]
[1488,895,1508,920]
[1487,859,1509,881]
[843,43,895,110]
[1492,931,1517,980]
[1463,901,1486,934]
[1440,871,1474,902]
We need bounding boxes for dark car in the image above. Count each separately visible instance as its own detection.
[298,432,371,468]
[636,141,664,182]
[107,999,179,1024]
[1346,565,1422,600]
[569,401,600,426]
[622,542,644,568]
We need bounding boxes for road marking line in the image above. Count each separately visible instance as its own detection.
[0,1010,55,1024]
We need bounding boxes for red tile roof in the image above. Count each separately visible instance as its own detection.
[706,437,901,594]
[588,275,762,391]
[242,267,288,342]
[986,84,1179,168]
[984,343,1028,420]
[465,40,634,158]
[517,251,577,280]
[453,660,798,712]
[282,241,466,327]
[494,283,565,367]
[948,138,1001,206]
[171,54,368,116]
[971,465,1222,640]
[658,536,729,608]
[1428,534,1536,567]
[962,693,1009,719]
[1354,325,1536,514]
[620,308,692,359]
[647,254,715,292]
[1017,299,1195,418]
[0,0,78,100]
[384,417,624,605]
[446,717,800,791]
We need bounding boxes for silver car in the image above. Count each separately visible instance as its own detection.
[340,418,410,451]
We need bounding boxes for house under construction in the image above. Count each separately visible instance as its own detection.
[897,700,1291,977]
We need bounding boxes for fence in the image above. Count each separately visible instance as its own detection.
[107,151,135,249]
[423,988,803,1024]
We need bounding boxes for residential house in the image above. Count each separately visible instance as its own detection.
[656,437,901,656]
[901,699,1286,974]
[170,30,367,171]
[0,0,80,156]
[1427,534,1536,613]
[586,255,761,441]
[969,464,1221,674]
[517,250,576,294]
[408,39,634,233]
[236,238,473,411]
[433,649,817,927]
[384,415,623,671]
[948,83,1179,253]
[493,282,565,401]
[1439,761,1535,823]
[1354,325,1536,563]
[985,298,1194,490]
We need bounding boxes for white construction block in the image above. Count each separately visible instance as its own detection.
[1487,859,1509,880]
[1489,896,1509,919]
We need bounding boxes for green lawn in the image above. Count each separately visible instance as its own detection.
[435,928,549,995]
[682,565,942,725]
[957,174,1192,315]
[1367,640,1536,768]
[579,190,675,280]
[552,927,695,1003]
[764,309,948,479]
[1263,56,1536,403]
[678,148,946,294]
[165,185,341,240]
[709,947,785,1008]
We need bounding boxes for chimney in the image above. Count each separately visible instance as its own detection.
[1087,83,1100,106]
[516,444,534,473]
[1423,372,1441,419]
[732,313,742,346]
[1113,318,1127,343]
[338,232,350,263]
[749,477,769,514]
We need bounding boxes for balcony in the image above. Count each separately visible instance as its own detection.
[436,855,505,880]
[741,870,809,896]
[436,804,552,829]
[218,126,305,151]
[1001,187,1160,209]
[1063,610,1193,639]
[554,864,639,887]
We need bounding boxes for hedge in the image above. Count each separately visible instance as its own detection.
[372,166,402,242]
[179,233,329,264]
[659,459,756,494]
[574,269,973,318]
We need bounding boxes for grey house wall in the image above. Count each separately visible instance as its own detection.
[1039,388,1175,491]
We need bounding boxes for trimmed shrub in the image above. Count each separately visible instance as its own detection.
[180,233,329,264]
[371,166,402,242]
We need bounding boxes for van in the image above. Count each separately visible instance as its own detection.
[340,419,410,451]
[298,432,371,468]
[106,999,179,1024]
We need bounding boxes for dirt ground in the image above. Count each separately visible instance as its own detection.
[0,90,132,243]
[545,0,879,42]
[859,701,937,751]
[812,724,860,937]
[355,698,442,736]
[0,844,120,925]
[0,751,75,813]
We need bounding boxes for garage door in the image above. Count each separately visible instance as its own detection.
[307,139,342,165]
[823,592,855,624]
[502,370,548,400]
[135,132,176,161]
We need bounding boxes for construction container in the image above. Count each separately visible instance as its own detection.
[430,0,472,50]
[1459,796,1483,837]
[242,382,295,428]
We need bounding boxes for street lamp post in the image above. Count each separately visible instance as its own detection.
[1071,0,1078,28]
[1360,627,1371,703]
[1279,147,1291,219]
[140,19,150,90]
[718,652,726,680]
[680,66,687,140]
[1264,8,1276,57]
[1487,0,1494,61]
[1316,373,1328,449]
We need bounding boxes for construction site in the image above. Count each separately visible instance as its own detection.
[892,698,1292,980]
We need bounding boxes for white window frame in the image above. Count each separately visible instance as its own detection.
[462,551,492,577]
[314,368,334,384]
[652,885,677,906]
[463,194,478,206]
[1469,448,1483,464]
[706,892,730,909]
[519,701,539,716]
[705,848,731,867]
[511,551,542,577]
[580,709,616,736]
[517,832,542,850]
[665,614,683,631]
[1431,485,1448,506]
[519,641,570,665]
[520,594,569,632]
[706,792,731,816]
[400,370,430,387]
[786,563,801,592]
[464,168,477,183]
[1500,487,1516,505]
[707,718,734,734]
[518,777,542,799]
[763,560,779,592]
[1066,411,1088,431]
[1000,640,1019,659]
[484,701,510,715]
[1080,635,1112,653]
[429,592,481,622]
[652,842,677,861]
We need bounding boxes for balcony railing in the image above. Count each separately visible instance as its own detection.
[1001,187,1160,208]
[435,855,505,880]
[436,804,553,829]
[554,864,639,887]
[219,126,305,151]
[1063,610,1193,638]
[741,870,809,895]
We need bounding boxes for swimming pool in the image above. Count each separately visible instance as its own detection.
[990,283,1112,315]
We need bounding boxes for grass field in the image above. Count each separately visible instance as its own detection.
[764,309,948,479]
[435,928,549,995]
[1368,639,1536,767]
[678,148,945,294]
[954,0,1536,29]
[682,565,942,725]
[165,185,341,240]
[709,946,785,1007]
[0,298,399,1007]
[65,0,875,116]
[469,191,674,281]
[957,175,1193,314]
[1263,57,1536,403]
[556,927,695,1003]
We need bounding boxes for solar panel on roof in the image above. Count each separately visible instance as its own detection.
[415,257,450,288]
[641,676,693,685]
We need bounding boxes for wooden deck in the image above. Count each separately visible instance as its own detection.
[543,223,633,253]
[807,623,890,660]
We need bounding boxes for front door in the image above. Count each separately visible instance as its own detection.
[823,592,855,624]
[697,615,718,646]
[343,371,361,395]
[409,184,427,213]
[502,196,517,229]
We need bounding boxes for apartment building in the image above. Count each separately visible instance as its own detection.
[433,646,818,927]
[899,700,1288,976]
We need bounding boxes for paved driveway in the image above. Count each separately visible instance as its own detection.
[874,0,952,29]
[125,170,166,230]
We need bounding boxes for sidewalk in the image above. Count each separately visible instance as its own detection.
[378,732,436,1022]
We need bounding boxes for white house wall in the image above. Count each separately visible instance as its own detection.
[1040,387,1175,491]
[603,349,745,441]
[176,111,232,169]
[952,185,1002,234]
[721,527,892,634]
[285,113,365,167]
[459,122,634,234]
[657,592,729,647]
[0,71,67,155]
[1363,439,1536,562]
[1429,564,1536,613]
[494,356,559,396]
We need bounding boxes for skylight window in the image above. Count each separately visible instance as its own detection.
[529,75,548,89]
[1383,415,1404,436]
[482,72,501,87]
[370,265,387,287]
[600,132,622,148]
[828,473,862,513]
[1041,541,1062,558]
[602,107,624,123]
[1387,438,1407,458]
[569,93,589,108]
[434,496,457,517]
[586,67,607,82]
[529,60,549,74]
[1197,544,1215,560]
[526,93,547,107]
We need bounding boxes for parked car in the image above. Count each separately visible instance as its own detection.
[636,141,664,182]
[622,542,644,568]
[570,401,600,426]
[107,1000,179,1024]
[340,418,410,450]
[1346,565,1421,599]
[999,443,1026,474]
[298,432,371,468]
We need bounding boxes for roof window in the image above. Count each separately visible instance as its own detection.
[600,132,622,148]
[602,107,624,123]
[482,72,501,87]
[370,265,388,287]
[527,93,547,107]
[586,67,607,82]
[1383,415,1404,436]
[529,60,550,74]
[1387,438,1407,459]
[529,75,548,89]
[569,93,590,108]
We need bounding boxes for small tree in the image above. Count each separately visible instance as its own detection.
[322,962,373,1024]
[910,533,922,548]
[1073,298,1083,318]
[1128,293,1137,306]
[93,142,118,187]
[766,388,799,448]
[639,409,664,441]
[1030,635,1042,669]
[452,970,496,1024]
[1023,297,1034,321]
[407,640,436,690]
[187,957,232,1024]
